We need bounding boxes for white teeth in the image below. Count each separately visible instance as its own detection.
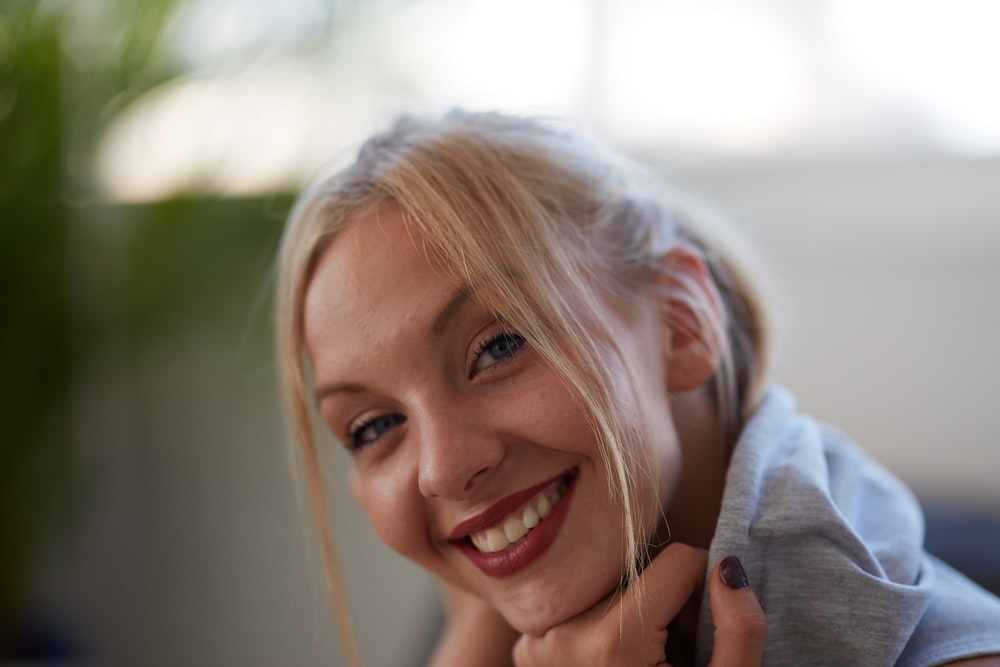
[536,494,552,519]
[485,528,507,553]
[504,515,529,543]
[466,478,570,554]
[470,532,490,553]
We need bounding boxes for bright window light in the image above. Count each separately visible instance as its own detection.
[94,0,1000,202]
[822,0,1000,155]
[595,2,810,153]
[369,0,590,113]
[96,66,346,202]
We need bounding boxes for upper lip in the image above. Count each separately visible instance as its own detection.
[447,469,576,541]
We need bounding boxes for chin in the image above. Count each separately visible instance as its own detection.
[498,574,618,637]
[503,607,574,638]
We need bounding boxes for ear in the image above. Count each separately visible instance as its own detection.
[657,243,726,393]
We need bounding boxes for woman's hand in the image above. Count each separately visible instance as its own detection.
[706,554,767,666]
[429,581,520,667]
[512,544,766,667]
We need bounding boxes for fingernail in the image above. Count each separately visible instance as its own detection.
[719,555,749,589]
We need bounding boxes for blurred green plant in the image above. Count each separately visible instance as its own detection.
[1,0,172,637]
[1,0,380,656]
[0,0,270,655]
[1,2,79,641]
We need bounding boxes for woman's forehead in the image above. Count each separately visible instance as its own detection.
[307,207,429,307]
[302,206,467,353]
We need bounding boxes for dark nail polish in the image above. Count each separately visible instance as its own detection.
[720,555,749,590]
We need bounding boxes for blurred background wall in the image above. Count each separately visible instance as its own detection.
[2,0,998,665]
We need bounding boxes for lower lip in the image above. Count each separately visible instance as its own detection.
[455,474,576,578]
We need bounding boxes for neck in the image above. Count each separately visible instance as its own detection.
[661,388,732,549]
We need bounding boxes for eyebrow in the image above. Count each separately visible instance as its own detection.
[432,287,472,336]
[314,285,474,403]
[314,381,365,403]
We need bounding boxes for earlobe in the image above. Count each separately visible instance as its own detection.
[657,243,726,393]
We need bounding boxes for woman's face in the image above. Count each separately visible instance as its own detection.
[304,205,683,635]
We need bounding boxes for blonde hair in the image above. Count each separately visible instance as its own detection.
[276,110,770,664]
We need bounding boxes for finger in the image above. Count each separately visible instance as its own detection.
[621,543,708,624]
[708,555,767,666]
[511,633,530,667]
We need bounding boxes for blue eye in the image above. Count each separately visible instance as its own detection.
[473,332,526,374]
[350,414,404,449]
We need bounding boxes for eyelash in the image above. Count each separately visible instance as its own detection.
[345,329,528,451]
[470,330,527,377]
[348,414,404,450]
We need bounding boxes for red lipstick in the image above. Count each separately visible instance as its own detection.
[450,469,577,578]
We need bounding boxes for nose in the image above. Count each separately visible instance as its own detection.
[415,404,505,499]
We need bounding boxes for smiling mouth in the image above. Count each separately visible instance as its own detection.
[464,473,574,554]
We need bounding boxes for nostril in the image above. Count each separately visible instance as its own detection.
[416,420,505,499]
[464,467,492,494]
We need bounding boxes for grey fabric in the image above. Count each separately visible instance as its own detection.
[695,387,1000,666]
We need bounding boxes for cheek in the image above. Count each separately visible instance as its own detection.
[504,376,597,456]
[359,471,429,560]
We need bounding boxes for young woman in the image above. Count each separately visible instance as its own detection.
[276,110,1000,666]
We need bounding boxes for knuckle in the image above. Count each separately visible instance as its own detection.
[586,625,621,662]
[661,541,704,564]
[661,541,692,557]
[658,541,708,575]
